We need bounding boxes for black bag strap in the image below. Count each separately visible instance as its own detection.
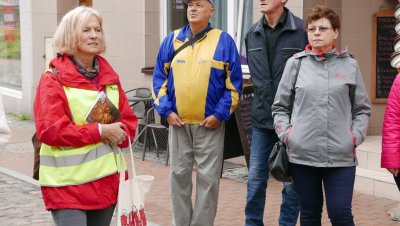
[171,27,213,61]
[289,58,303,119]
[44,67,62,86]
[50,67,62,86]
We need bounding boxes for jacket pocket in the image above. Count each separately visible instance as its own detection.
[349,128,357,162]
[280,47,303,60]
[349,129,357,148]
[248,47,263,53]
[285,126,293,147]
[281,47,303,52]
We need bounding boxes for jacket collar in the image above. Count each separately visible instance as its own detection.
[176,23,213,42]
[294,44,351,60]
[253,8,298,34]
[49,54,120,89]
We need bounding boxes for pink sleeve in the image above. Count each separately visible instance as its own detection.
[382,74,400,168]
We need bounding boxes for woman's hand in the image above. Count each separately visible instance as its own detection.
[386,168,400,176]
[101,122,127,145]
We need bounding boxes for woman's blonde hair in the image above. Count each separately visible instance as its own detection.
[53,6,105,55]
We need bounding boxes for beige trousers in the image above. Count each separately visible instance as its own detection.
[169,123,225,226]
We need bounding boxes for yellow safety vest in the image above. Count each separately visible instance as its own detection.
[39,84,124,186]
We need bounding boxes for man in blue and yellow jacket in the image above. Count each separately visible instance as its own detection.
[152,0,242,225]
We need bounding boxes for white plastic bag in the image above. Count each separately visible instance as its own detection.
[117,138,154,226]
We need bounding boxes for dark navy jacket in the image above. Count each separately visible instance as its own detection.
[245,8,308,129]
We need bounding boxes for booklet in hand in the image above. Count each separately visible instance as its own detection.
[85,91,120,124]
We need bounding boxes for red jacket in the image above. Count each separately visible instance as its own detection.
[382,74,400,169]
[34,55,137,210]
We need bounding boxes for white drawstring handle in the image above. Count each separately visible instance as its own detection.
[118,136,136,182]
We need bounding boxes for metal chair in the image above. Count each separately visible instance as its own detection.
[134,107,169,166]
[125,88,152,120]
[125,88,154,146]
[125,87,151,99]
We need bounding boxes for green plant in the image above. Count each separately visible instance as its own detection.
[8,112,30,121]
[18,114,30,121]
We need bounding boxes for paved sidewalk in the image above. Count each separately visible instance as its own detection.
[0,114,399,225]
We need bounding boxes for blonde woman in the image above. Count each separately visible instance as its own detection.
[33,6,137,226]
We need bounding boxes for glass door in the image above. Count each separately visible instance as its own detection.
[162,0,236,39]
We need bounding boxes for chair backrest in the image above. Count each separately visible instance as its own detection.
[131,101,146,119]
[125,87,152,120]
[135,88,151,98]
[145,107,156,125]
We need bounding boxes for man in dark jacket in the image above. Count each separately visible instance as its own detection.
[244,0,308,225]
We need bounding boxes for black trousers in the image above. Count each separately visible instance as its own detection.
[291,163,355,226]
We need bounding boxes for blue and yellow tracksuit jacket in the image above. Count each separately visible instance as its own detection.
[152,25,243,124]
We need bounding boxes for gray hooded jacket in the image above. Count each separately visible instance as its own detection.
[272,48,371,167]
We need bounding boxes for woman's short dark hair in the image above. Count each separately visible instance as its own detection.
[305,5,340,31]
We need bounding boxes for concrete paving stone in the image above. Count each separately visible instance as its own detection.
[5,142,34,154]
[2,114,400,225]
[0,172,53,226]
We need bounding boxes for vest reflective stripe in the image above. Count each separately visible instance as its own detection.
[39,84,122,186]
[41,144,115,167]
[40,142,103,157]
[40,151,123,187]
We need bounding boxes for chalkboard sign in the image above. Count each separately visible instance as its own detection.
[223,85,254,166]
[372,9,397,103]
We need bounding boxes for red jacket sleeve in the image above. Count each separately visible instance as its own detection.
[382,74,400,168]
[116,83,138,148]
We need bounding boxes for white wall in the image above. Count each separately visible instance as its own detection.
[93,0,150,91]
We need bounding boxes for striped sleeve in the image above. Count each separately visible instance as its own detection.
[152,31,176,118]
[213,32,243,121]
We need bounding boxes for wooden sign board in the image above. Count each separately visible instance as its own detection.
[372,9,397,104]
[223,85,254,166]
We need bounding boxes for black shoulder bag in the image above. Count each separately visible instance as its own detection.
[269,58,303,182]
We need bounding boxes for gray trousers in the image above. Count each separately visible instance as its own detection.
[51,205,115,226]
[169,123,225,226]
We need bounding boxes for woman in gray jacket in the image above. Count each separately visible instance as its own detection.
[272,5,371,226]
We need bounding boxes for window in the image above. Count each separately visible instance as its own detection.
[166,0,188,33]
[238,0,253,67]
[163,0,234,37]
[0,0,21,90]
[210,0,228,32]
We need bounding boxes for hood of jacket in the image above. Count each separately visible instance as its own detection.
[294,44,352,61]
[49,54,120,90]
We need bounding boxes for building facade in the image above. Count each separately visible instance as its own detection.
[0,0,397,135]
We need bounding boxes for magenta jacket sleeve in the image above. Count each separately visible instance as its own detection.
[382,74,400,168]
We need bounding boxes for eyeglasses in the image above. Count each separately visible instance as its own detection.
[306,26,332,34]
